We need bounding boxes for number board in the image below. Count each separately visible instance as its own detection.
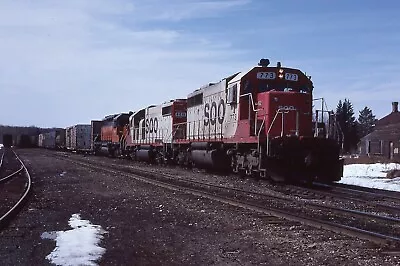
[175,111,186,118]
[285,73,298,81]
[257,72,276,80]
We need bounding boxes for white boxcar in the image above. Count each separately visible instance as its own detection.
[44,131,56,149]
[66,124,91,151]
[65,127,72,150]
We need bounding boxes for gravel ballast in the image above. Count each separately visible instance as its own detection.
[0,149,397,265]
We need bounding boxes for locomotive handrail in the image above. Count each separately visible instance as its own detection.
[266,108,300,156]
[239,93,262,112]
[266,108,283,155]
[257,115,266,152]
[240,93,266,137]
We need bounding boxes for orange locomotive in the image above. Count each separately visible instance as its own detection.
[92,113,131,157]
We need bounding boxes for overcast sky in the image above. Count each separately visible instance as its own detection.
[1,0,399,128]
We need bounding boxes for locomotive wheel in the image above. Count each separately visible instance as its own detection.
[155,153,164,165]
[268,171,286,182]
[115,148,121,158]
[237,168,246,179]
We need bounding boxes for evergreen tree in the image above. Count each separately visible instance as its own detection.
[335,99,359,153]
[357,106,376,138]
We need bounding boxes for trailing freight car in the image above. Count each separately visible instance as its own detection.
[2,134,13,148]
[16,134,36,148]
[65,124,91,152]
[91,120,102,151]
[38,129,66,149]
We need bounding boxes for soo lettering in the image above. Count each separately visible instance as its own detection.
[204,99,225,126]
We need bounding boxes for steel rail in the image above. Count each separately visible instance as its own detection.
[153,169,400,224]
[0,149,32,228]
[315,182,400,203]
[283,184,400,213]
[0,148,5,170]
[78,153,400,214]
[57,155,400,247]
[0,166,24,183]
[80,158,400,223]
[58,154,400,224]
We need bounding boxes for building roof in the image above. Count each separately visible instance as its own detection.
[375,102,400,128]
[375,112,400,128]
[361,122,400,141]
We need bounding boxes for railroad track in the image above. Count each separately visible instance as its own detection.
[269,182,400,219]
[0,148,32,229]
[0,148,5,168]
[316,182,400,204]
[60,151,400,219]
[54,153,400,248]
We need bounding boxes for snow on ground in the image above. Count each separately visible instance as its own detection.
[0,144,3,149]
[41,213,107,266]
[340,163,400,192]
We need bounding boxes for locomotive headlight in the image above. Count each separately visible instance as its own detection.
[278,74,284,79]
[278,69,284,74]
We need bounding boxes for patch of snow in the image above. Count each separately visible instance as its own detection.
[41,231,57,240]
[42,213,107,266]
[59,171,67,177]
[340,163,400,192]
[0,144,3,149]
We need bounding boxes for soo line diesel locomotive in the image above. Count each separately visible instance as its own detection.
[92,59,344,183]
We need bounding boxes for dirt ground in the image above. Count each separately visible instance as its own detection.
[0,149,398,266]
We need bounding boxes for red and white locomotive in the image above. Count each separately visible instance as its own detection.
[124,99,187,163]
[97,59,343,183]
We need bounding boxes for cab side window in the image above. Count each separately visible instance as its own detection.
[227,84,237,104]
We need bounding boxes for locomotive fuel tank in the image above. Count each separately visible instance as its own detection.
[190,142,210,150]
[191,149,230,169]
[97,145,110,156]
[135,146,155,162]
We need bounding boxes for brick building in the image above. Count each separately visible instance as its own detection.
[359,102,400,160]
